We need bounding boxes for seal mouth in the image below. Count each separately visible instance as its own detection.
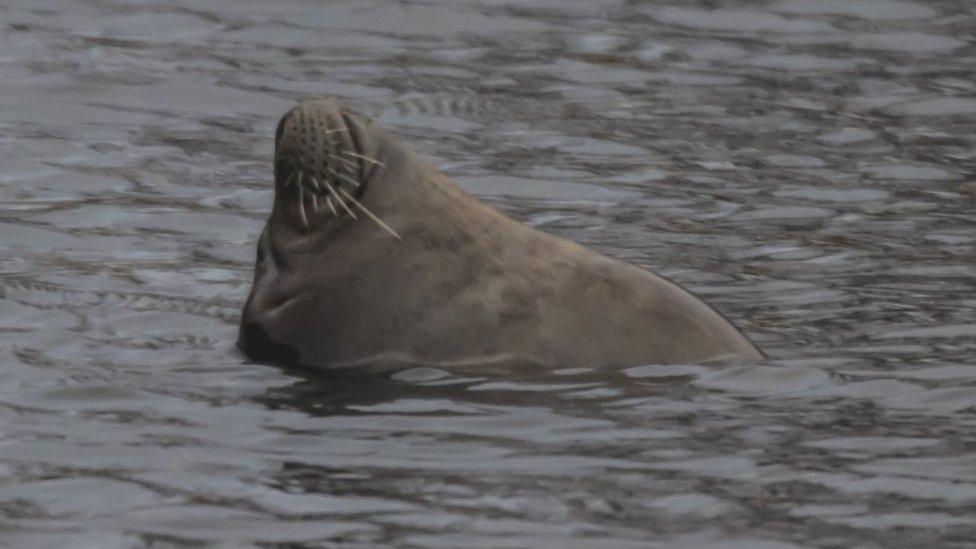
[274,100,400,240]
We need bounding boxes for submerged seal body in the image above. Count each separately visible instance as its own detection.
[238,98,762,369]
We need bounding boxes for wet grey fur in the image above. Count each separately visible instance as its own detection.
[238,98,763,369]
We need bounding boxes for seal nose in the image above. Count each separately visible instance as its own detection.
[272,99,399,238]
[274,99,356,188]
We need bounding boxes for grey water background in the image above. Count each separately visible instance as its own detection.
[1,0,975,546]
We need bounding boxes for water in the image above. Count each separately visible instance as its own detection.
[1,0,975,547]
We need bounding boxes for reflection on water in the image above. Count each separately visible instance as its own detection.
[1,0,975,546]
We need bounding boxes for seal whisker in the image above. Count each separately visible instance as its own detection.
[319,177,357,220]
[325,153,358,169]
[337,187,402,241]
[307,175,321,192]
[339,150,385,167]
[325,195,338,216]
[327,166,360,188]
[310,191,319,212]
[297,186,309,229]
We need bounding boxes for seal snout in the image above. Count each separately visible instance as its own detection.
[273,99,399,239]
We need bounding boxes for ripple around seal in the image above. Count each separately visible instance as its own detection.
[875,324,976,339]
[646,7,835,33]
[740,54,864,71]
[853,455,976,481]
[858,162,955,181]
[0,299,77,331]
[2,383,155,413]
[730,206,835,221]
[694,365,833,396]
[771,0,936,20]
[833,513,976,530]
[781,471,976,504]
[246,486,420,516]
[848,32,967,53]
[773,187,889,203]
[624,364,709,380]
[817,127,877,145]
[763,154,827,167]
[456,175,637,202]
[642,493,735,519]
[78,12,220,41]
[0,477,162,518]
[839,364,976,381]
[117,505,376,542]
[804,436,940,452]
[884,97,976,116]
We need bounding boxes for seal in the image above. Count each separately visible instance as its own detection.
[238,97,763,369]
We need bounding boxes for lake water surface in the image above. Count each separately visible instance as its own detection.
[1,0,975,547]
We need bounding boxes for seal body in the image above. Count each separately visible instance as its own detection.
[238,98,763,369]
